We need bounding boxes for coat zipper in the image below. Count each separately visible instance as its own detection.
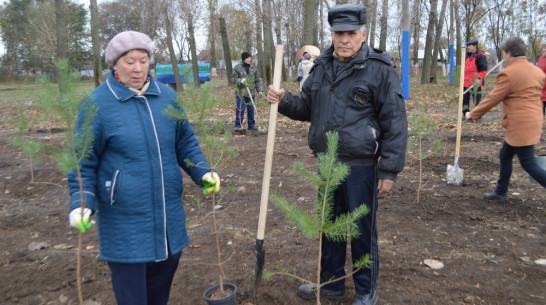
[141,96,169,261]
[110,170,120,205]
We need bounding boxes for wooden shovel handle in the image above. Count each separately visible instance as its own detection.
[455,47,466,156]
[257,45,284,240]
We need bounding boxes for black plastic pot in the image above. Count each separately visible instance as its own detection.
[202,283,237,305]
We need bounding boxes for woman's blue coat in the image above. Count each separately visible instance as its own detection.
[68,71,210,263]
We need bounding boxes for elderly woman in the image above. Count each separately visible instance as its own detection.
[67,31,220,305]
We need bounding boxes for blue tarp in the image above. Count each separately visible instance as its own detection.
[155,63,211,84]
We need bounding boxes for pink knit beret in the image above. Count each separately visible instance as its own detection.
[105,31,153,66]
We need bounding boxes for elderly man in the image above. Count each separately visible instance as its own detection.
[466,37,546,199]
[267,4,407,305]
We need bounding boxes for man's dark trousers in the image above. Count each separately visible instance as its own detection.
[235,96,256,129]
[462,86,482,116]
[320,165,378,296]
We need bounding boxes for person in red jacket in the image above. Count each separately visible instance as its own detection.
[537,43,546,116]
[463,39,488,120]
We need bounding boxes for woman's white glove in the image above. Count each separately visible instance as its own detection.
[69,207,93,233]
[201,172,220,195]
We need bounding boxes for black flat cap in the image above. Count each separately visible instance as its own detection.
[328,4,367,32]
[466,39,478,46]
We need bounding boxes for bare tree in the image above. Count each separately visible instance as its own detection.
[485,0,511,60]
[187,11,201,89]
[411,0,422,66]
[55,0,68,92]
[219,17,233,85]
[421,0,438,84]
[430,0,448,82]
[165,4,184,92]
[207,0,219,68]
[262,0,275,84]
[303,0,316,46]
[454,0,462,65]
[89,0,101,87]
[378,0,388,50]
[255,0,266,82]
[368,0,378,48]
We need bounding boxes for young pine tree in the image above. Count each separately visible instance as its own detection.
[165,84,237,297]
[266,131,372,305]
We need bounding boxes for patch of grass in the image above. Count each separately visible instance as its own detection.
[0,81,94,130]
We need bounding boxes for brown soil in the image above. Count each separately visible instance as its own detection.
[0,82,545,305]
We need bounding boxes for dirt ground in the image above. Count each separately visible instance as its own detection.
[0,80,545,305]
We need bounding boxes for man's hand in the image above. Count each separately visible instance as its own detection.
[267,85,286,104]
[201,172,220,195]
[378,179,394,195]
[239,78,247,86]
[465,112,473,122]
[69,207,93,233]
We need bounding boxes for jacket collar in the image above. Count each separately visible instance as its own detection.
[105,70,161,102]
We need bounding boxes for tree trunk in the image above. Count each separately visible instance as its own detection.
[165,6,184,92]
[420,0,437,84]
[262,0,275,85]
[89,0,101,87]
[188,13,201,89]
[368,0,378,48]
[411,0,421,67]
[245,26,252,56]
[219,17,233,86]
[378,0,388,50]
[273,5,286,81]
[303,0,316,46]
[207,0,218,68]
[55,0,68,92]
[430,0,447,82]
[254,0,266,83]
[454,0,461,66]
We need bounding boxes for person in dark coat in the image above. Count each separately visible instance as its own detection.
[67,31,220,305]
[267,4,407,305]
[231,52,263,131]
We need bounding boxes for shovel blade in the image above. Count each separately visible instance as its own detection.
[446,164,464,186]
[255,239,265,284]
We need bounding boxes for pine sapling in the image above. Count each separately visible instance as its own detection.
[37,59,95,305]
[408,102,442,203]
[165,84,237,297]
[10,107,42,183]
[265,131,372,305]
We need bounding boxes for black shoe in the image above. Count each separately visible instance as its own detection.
[248,126,258,130]
[297,284,346,302]
[484,191,507,201]
[353,290,378,305]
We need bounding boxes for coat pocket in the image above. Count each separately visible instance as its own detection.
[105,170,121,205]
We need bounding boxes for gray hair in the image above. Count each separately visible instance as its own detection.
[501,37,526,57]
[360,24,367,33]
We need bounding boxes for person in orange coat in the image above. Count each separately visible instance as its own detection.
[466,37,546,200]
[536,43,546,116]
